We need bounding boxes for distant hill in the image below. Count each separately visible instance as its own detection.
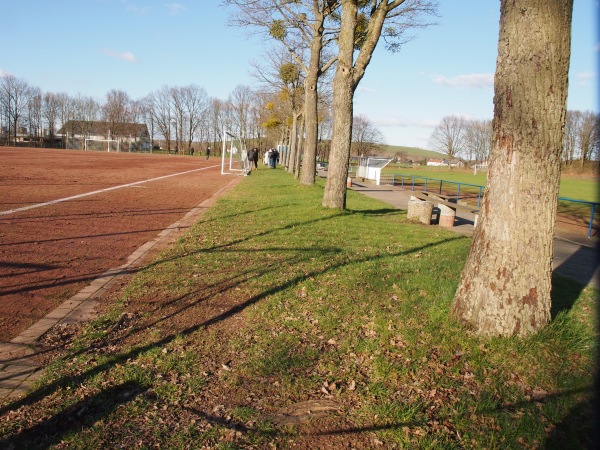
[376,144,445,161]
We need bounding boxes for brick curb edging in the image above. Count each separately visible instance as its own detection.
[0,177,241,400]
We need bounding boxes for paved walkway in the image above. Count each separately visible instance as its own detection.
[0,179,241,400]
[350,181,600,290]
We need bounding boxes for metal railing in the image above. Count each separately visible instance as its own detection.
[379,173,599,238]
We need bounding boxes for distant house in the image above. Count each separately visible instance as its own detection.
[448,159,465,168]
[427,158,465,168]
[58,121,151,152]
[426,158,447,166]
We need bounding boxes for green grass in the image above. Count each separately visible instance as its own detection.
[380,166,599,203]
[0,169,596,449]
[377,144,444,160]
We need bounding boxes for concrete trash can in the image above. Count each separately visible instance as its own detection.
[438,204,456,227]
[407,199,434,225]
[347,176,352,188]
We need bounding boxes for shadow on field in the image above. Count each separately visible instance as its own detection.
[311,386,594,448]
[347,207,401,216]
[543,397,597,449]
[551,245,599,318]
[0,381,147,450]
[0,205,464,447]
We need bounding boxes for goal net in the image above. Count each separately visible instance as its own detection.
[473,163,489,175]
[221,131,250,176]
[85,139,120,152]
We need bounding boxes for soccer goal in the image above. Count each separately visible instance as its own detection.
[85,138,120,152]
[221,131,251,176]
[473,163,489,175]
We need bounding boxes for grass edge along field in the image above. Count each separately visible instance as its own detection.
[0,168,596,449]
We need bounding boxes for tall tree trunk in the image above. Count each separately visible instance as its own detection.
[299,32,323,186]
[451,0,573,336]
[295,116,305,179]
[288,111,300,174]
[322,0,358,209]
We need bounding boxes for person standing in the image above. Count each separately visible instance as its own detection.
[206,146,210,160]
[252,147,259,169]
[272,148,279,168]
[246,148,255,173]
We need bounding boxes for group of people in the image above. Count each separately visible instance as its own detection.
[246,148,260,170]
[264,148,280,169]
[241,147,280,172]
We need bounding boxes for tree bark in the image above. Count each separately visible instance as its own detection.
[451,0,573,336]
[299,32,323,186]
[322,0,358,209]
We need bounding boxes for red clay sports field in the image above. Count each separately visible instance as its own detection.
[0,147,235,341]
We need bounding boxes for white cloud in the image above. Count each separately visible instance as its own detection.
[123,1,149,15]
[576,71,596,86]
[372,117,438,129]
[431,73,494,89]
[357,85,377,94]
[102,49,140,63]
[165,2,186,15]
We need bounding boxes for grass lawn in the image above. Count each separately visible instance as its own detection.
[380,166,599,202]
[0,169,597,449]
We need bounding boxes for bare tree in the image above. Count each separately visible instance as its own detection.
[228,84,255,150]
[323,0,437,209]
[451,0,573,336]
[147,86,174,152]
[0,74,31,145]
[562,110,579,166]
[251,50,306,173]
[352,114,384,156]
[576,110,598,170]
[103,89,132,138]
[42,92,62,141]
[170,85,209,154]
[209,97,228,154]
[464,119,492,163]
[428,115,466,161]
[27,87,43,144]
[223,0,341,185]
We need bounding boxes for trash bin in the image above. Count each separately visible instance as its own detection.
[407,198,434,225]
[438,204,456,227]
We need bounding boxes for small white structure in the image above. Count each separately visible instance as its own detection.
[356,157,393,185]
[427,158,447,166]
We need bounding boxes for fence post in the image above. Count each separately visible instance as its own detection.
[589,204,596,238]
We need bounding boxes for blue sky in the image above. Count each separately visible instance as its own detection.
[1,0,597,148]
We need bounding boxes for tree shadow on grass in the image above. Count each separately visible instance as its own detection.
[0,380,147,450]
[311,386,595,449]
[543,397,598,449]
[550,274,592,319]
[347,207,402,216]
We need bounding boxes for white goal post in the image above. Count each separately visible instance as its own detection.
[221,130,250,176]
[473,163,489,175]
[85,138,120,152]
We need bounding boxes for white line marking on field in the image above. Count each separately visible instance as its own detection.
[0,165,221,216]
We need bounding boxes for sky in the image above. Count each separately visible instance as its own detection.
[1,0,597,149]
